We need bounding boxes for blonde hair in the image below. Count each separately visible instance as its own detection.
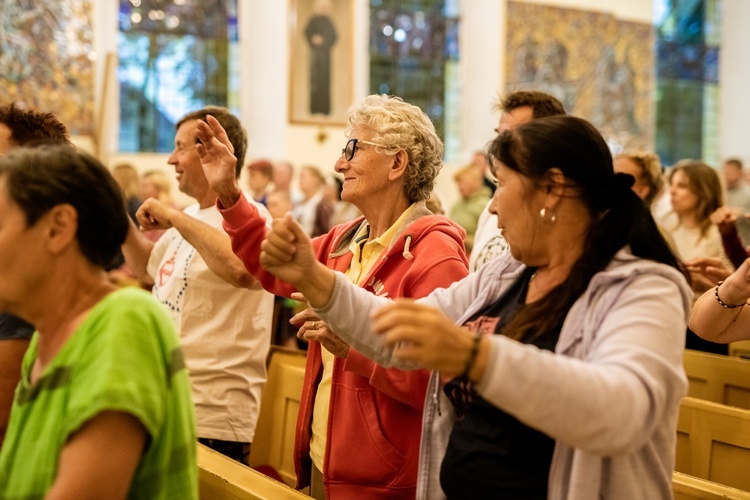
[614,152,663,207]
[668,159,723,238]
[453,165,483,184]
[112,163,140,199]
[345,94,443,203]
[142,169,173,205]
[301,165,326,186]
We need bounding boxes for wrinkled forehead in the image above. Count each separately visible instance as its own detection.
[498,106,534,133]
[174,119,199,145]
[346,125,376,140]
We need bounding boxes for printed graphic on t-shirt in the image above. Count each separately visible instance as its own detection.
[153,237,195,314]
[474,236,510,269]
[159,253,176,287]
[463,316,500,336]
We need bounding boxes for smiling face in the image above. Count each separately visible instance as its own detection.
[669,169,699,217]
[335,127,398,208]
[167,119,211,204]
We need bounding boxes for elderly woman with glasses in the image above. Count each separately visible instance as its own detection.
[198,94,469,499]
[259,116,691,499]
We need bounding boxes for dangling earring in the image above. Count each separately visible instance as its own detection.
[540,207,556,223]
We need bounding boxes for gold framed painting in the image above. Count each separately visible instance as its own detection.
[288,0,353,126]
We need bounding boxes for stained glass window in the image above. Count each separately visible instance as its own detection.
[118,0,238,152]
[369,0,460,159]
[654,0,720,166]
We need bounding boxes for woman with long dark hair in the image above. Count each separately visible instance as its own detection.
[259,115,691,499]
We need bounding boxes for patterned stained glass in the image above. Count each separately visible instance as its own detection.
[0,1,95,135]
[118,0,238,152]
[369,0,460,159]
[654,0,721,166]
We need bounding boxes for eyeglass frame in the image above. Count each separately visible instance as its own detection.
[342,138,382,161]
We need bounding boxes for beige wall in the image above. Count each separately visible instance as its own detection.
[88,0,750,212]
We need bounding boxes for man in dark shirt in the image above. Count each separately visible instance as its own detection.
[0,103,72,444]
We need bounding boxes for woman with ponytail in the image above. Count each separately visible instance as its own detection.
[259,116,692,499]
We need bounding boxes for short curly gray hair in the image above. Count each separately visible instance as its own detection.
[345,95,443,203]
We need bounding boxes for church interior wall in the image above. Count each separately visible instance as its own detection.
[59,0,745,210]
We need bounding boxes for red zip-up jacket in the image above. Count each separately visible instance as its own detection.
[219,196,468,499]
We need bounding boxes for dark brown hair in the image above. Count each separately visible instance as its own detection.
[488,115,685,342]
[495,91,566,118]
[0,146,128,268]
[0,103,72,147]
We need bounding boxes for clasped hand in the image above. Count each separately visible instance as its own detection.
[136,198,178,231]
[290,298,349,359]
[260,214,319,287]
[373,300,481,380]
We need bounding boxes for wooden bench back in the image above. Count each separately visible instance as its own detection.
[248,346,308,487]
[198,443,312,499]
[676,397,750,491]
[684,349,750,410]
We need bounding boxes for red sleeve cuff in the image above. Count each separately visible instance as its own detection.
[217,194,256,228]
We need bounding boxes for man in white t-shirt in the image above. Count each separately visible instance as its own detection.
[470,91,566,271]
[122,107,273,464]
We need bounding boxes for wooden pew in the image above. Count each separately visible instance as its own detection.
[683,349,750,410]
[730,340,750,361]
[676,397,750,491]
[198,443,311,499]
[248,346,307,487]
[673,471,750,499]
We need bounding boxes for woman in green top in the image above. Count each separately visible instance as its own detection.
[0,146,198,499]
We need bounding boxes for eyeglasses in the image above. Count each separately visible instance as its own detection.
[342,138,381,161]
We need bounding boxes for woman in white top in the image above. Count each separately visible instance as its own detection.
[664,160,733,289]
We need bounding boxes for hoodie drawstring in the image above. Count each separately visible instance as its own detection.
[402,235,414,260]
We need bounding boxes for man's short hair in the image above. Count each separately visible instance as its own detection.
[247,159,274,179]
[724,158,744,171]
[495,91,566,119]
[0,103,72,147]
[177,106,247,178]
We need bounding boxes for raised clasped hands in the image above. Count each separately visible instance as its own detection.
[260,213,319,289]
[195,115,241,206]
[373,299,480,379]
[710,206,741,237]
[136,198,178,231]
[290,297,350,358]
